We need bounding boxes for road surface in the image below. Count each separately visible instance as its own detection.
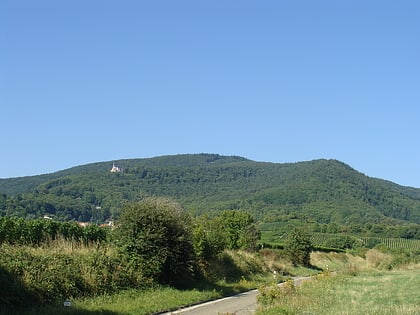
[160,277,310,315]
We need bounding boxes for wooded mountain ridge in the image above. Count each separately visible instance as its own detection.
[1,154,420,231]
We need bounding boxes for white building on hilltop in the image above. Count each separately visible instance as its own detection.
[110,163,122,173]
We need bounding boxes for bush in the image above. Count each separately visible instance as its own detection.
[0,245,86,305]
[114,198,196,287]
[258,280,296,306]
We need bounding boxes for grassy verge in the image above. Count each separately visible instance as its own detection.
[76,277,269,315]
[257,264,420,315]
[1,275,273,315]
[0,249,279,315]
[3,286,219,315]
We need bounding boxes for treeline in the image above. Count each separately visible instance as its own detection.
[312,222,420,239]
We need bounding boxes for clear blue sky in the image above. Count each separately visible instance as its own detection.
[1,1,419,187]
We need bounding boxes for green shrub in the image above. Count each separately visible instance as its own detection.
[258,279,296,306]
[114,198,196,287]
[0,264,38,307]
[80,248,148,294]
[0,245,90,304]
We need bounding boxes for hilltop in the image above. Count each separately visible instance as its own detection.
[0,154,248,195]
[0,154,419,237]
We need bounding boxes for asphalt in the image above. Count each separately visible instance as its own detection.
[159,276,311,315]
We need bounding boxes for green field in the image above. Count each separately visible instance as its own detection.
[257,264,420,315]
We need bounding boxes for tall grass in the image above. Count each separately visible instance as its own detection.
[257,257,420,315]
[310,251,368,272]
[0,240,146,308]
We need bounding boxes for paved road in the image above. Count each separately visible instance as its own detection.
[161,289,259,315]
[160,277,311,315]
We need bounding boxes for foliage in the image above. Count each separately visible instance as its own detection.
[114,197,196,286]
[0,206,263,310]
[219,210,261,251]
[258,279,296,306]
[0,248,277,315]
[0,243,146,308]
[1,154,420,238]
[323,235,359,250]
[193,210,261,265]
[0,217,108,245]
[284,228,313,266]
[193,215,227,261]
[1,153,420,311]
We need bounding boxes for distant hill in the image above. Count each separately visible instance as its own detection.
[1,154,420,234]
[0,154,249,195]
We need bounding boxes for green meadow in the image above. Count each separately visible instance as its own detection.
[257,252,420,315]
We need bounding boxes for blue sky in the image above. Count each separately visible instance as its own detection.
[1,1,419,187]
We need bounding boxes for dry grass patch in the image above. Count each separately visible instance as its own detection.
[365,249,393,268]
[311,251,367,272]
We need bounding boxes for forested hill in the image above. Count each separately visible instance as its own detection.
[1,154,420,229]
[0,154,248,195]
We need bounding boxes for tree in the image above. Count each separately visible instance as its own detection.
[219,210,260,251]
[193,215,227,261]
[115,197,196,286]
[284,228,312,266]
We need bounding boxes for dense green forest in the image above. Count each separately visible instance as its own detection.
[1,154,419,239]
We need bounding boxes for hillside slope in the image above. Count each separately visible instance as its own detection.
[0,154,248,195]
[1,154,420,228]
